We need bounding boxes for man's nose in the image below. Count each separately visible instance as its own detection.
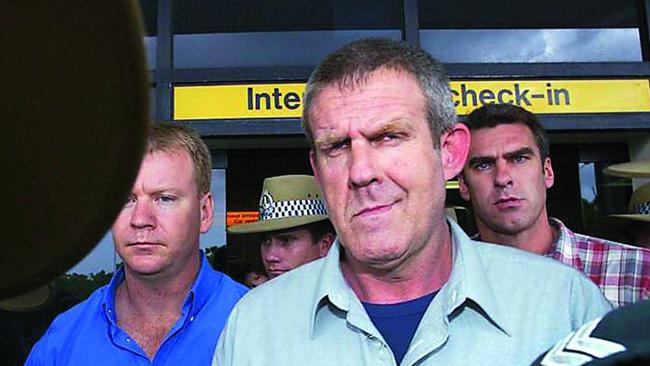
[494,160,513,188]
[129,199,156,229]
[262,243,282,263]
[348,141,378,188]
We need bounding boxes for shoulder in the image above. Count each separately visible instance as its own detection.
[471,238,583,276]
[47,285,108,332]
[469,240,609,305]
[230,257,323,315]
[207,269,249,299]
[575,232,650,257]
[26,285,109,363]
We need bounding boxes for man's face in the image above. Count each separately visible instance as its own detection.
[260,228,327,278]
[112,149,213,277]
[459,123,554,237]
[309,68,464,271]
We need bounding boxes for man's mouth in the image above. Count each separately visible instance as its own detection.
[266,269,287,277]
[353,202,396,218]
[127,242,162,248]
[493,197,523,209]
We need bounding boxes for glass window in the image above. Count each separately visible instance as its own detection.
[420,29,641,63]
[174,30,401,68]
[418,0,641,63]
[172,0,400,68]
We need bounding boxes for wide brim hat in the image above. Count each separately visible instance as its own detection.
[0,285,52,312]
[228,175,329,234]
[603,160,650,178]
[1,1,149,301]
[592,162,650,241]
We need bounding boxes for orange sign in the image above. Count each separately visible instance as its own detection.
[226,211,259,227]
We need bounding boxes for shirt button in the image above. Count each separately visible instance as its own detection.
[126,338,131,343]
[190,316,195,322]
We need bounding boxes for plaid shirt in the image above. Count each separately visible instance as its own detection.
[548,218,650,308]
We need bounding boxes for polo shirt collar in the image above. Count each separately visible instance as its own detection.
[309,220,511,337]
[102,250,212,324]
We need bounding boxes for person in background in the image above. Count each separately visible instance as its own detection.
[26,124,247,365]
[243,268,269,288]
[228,175,335,280]
[459,103,650,307]
[214,38,610,366]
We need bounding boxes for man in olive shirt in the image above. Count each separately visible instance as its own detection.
[214,38,610,366]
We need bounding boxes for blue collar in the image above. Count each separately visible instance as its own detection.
[102,250,217,325]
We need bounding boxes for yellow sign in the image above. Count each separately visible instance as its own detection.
[451,80,650,115]
[173,79,650,120]
[175,84,305,120]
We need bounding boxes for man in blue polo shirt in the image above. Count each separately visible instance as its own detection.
[26,124,247,365]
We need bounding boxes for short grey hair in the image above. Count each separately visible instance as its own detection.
[302,38,456,148]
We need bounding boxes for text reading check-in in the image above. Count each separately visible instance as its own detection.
[173,80,650,120]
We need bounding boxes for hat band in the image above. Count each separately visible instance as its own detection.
[633,200,650,215]
[259,199,327,221]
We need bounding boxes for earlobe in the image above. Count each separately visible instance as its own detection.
[199,192,214,233]
[441,124,471,180]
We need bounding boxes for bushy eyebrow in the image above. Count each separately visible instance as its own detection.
[313,119,415,148]
[368,121,415,140]
[467,147,535,167]
[314,132,348,149]
[503,147,535,160]
[468,155,494,167]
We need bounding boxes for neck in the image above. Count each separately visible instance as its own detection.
[117,253,200,316]
[477,214,555,255]
[341,221,452,304]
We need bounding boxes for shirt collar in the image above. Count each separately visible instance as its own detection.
[444,220,510,335]
[547,218,584,271]
[102,250,213,323]
[308,220,511,337]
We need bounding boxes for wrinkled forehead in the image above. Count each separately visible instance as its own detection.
[469,123,540,156]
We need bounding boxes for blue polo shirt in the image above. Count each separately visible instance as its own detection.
[26,251,247,366]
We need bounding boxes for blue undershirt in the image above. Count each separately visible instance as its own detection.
[363,291,437,364]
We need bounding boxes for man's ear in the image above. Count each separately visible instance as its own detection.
[440,123,471,180]
[199,192,214,234]
[543,157,555,189]
[458,174,471,202]
[317,232,335,257]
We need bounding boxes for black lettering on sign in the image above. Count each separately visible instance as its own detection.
[247,87,303,111]
[285,92,301,110]
[451,82,572,110]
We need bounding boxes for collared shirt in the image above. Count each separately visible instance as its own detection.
[26,252,247,366]
[214,220,611,366]
[547,218,650,308]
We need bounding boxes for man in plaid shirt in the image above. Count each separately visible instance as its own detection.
[458,103,650,307]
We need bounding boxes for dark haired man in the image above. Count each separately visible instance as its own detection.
[459,103,650,307]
